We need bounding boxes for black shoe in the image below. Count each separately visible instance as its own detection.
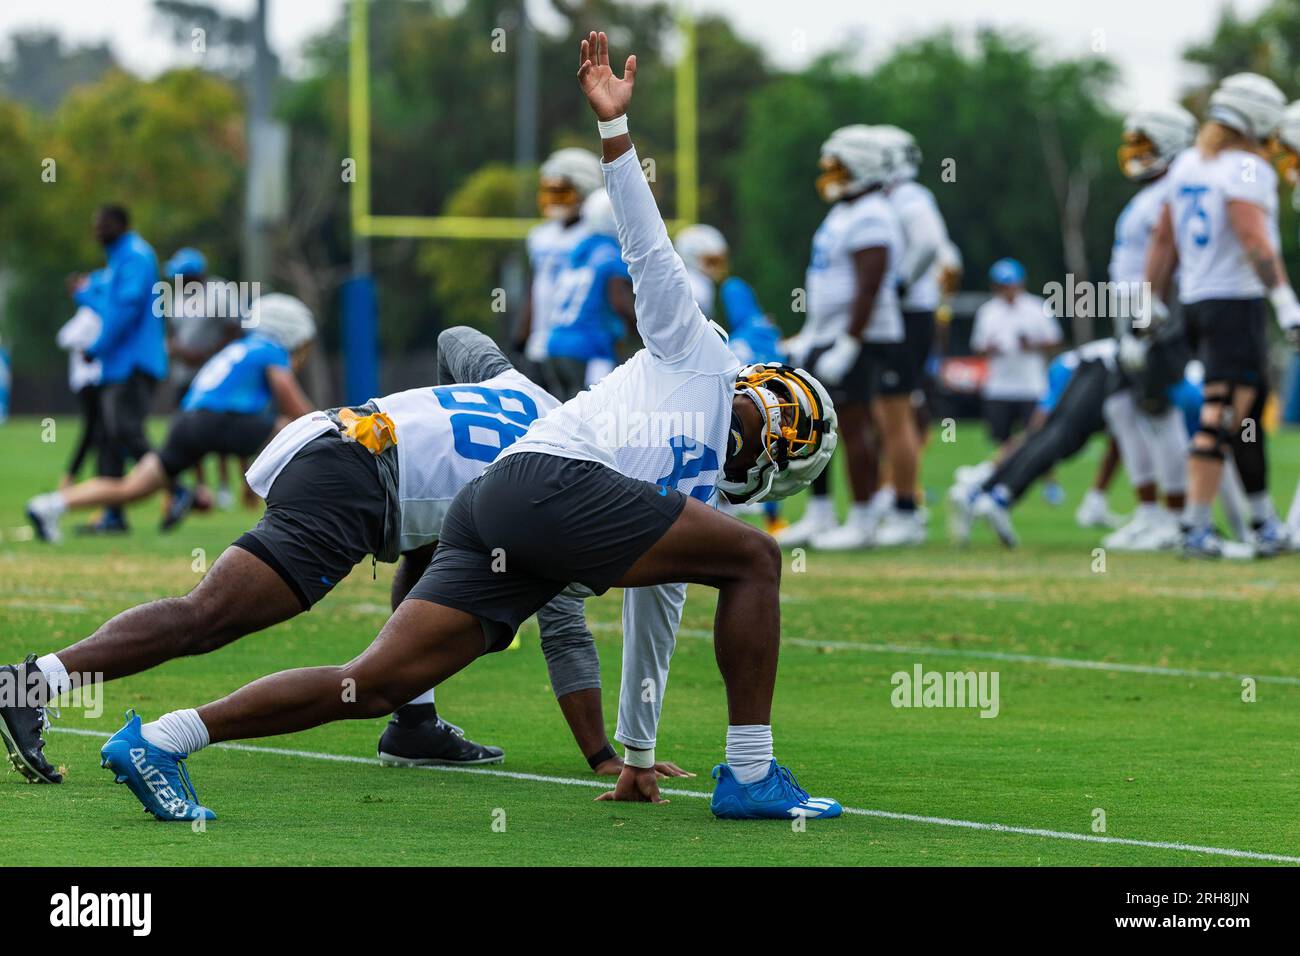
[161,485,195,532]
[0,656,62,783]
[377,715,504,767]
[75,509,129,536]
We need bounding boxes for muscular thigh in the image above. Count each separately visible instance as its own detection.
[617,496,774,589]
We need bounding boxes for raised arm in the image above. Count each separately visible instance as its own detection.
[578,31,708,363]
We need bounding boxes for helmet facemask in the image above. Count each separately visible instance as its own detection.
[538,178,581,220]
[720,365,837,504]
[816,156,853,203]
[1118,131,1165,181]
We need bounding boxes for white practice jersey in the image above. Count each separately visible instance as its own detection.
[888,180,951,313]
[246,368,558,553]
[971,293,1062,401]
[502,147,741,506]
[1109,178,1171,286]
[1165,147,1280,304]
[805,190,904,345]
[525,219,589,362]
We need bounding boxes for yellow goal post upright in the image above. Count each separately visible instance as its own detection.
[347,0,700,242]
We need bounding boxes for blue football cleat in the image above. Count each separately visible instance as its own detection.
[710,761,842,820]
[100,711,215,822]
[1181,525,1224,560]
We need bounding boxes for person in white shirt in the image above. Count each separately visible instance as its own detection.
[1145,73,1300,558]
[776,124,908,551]
[97,33,843,824]
[515,147,601,396]
[970,258,1063,459]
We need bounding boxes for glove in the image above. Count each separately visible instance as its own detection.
[1270,286,1300,348]
[1118,333,1148,376]
[1131,296,1169,331]
[812,333,862,386]
[780,332,812,368]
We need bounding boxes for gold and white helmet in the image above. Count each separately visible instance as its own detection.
[719,363,838,504]
[1274,100,1300,209]
[1118,102,1196,181]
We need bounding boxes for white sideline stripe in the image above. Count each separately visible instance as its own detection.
[51,727,1299,864]
[15,599,1299,687]
[590,623,1300,688]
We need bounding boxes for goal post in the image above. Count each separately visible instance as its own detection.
[347,0,699,242]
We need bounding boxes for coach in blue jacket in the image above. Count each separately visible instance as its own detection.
[70,205,166,530]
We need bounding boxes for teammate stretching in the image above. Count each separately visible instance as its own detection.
[94,33,841,823]
[3,323,690,784]
[26,294,317,541]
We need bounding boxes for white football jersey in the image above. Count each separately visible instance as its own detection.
[1109,178,1171,286]
[805,190,904,345]
[888,180,950,313]
[246,368,558,552]
[502,147,740,506]
[525,219,590,362]
[1165,147,1280,303]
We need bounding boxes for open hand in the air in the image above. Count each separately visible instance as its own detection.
[577,31,636,121]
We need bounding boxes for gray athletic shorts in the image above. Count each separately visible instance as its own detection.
[407,452,686,652]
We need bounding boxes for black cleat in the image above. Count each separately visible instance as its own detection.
[378,714,504,767]
[161,485,195,532]
[75,509,129,536]
[0,656,63,784]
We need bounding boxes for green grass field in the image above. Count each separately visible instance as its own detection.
[2,414,1299,866]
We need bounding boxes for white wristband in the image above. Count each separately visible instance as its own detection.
[1269,284,1299,314]
[624,745,655,769]
[597,114,629,139]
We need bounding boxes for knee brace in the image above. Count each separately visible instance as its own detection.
[1191,383,1233,459]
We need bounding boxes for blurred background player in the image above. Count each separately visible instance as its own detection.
[970,257,1063,462]
[55,270,108,488]
[872,124,959,546]
[778,124,905,551]
[1101,102,1198,549]
[26,293,315,541]
[1147,73,1300,557]
[544,188,635,398]
[67,204,167,535]
[162,247,242,511]
[676,222,787,532]
[515,146,604,397]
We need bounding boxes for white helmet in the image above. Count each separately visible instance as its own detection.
[1207,73,1286,142]
[817,124,893,202]
[581,188,617,237]
[539,147,603,198]
[1119,102,1197,181]
[718,363,838,504]
[874,124,921,182]
[246,293,316,351]
[674,224,728,274]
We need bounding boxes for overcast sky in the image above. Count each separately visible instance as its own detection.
[0,0,1270,109]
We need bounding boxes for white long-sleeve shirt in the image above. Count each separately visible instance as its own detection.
[505,145,741,750]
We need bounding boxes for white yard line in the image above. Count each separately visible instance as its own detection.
[50,727,1299,864]
[587,623,1300,687]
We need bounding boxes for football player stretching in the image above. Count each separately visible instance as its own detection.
[94,32,841,823]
